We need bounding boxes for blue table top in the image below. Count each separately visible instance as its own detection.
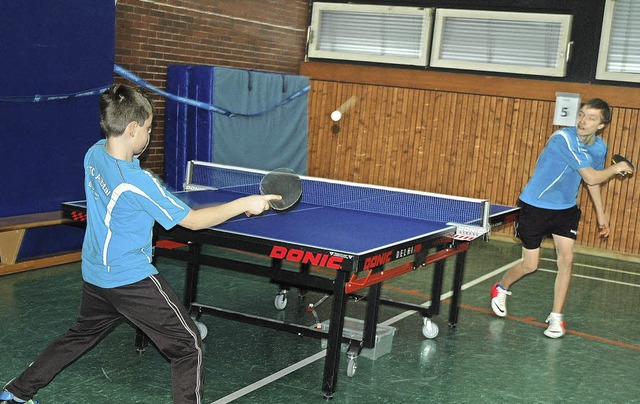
[176,189,516,256]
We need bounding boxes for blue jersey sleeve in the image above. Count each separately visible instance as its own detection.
[129,170,190,230]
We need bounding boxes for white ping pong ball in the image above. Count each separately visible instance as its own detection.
[330,110,342,122]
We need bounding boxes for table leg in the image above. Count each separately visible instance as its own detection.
[362,283,382,349]
[430,250,446,316]
[322,270,349,400]
[448,247,468,327]
[183,242,201,308]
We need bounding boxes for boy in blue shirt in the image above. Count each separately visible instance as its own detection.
[1,84,280,404]
[490,98,633,338]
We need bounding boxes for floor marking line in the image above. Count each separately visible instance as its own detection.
[541,257,640,276]
[536,267,640,287]
[211,352,326,404]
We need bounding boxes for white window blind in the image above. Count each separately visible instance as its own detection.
[430,9,572,77]
[307,2,432,66]
[596,0,640,82]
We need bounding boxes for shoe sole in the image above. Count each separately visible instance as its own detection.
[543,329,565,338]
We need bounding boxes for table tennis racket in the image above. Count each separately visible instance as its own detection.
[612,154,635,176]
[259,168,302,211]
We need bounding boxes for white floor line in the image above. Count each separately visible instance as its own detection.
[211,258,521,403]
[211,352,326,404]
[541,257,640,277]
[537,267,640,287]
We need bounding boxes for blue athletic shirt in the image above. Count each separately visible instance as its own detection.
[519,127,606,210]
[82,139,190,288]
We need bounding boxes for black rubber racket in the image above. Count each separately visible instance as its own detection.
[259,168,302,211]
[612,154,635,177]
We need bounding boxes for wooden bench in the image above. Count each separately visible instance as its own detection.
[0,211,81,276]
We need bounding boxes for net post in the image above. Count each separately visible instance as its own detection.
[183,160,195,190]
[481,200,491,241]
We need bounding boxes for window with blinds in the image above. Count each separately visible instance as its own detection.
[430,9,573,77]
[596,0,640,83]
[307,2,433,66]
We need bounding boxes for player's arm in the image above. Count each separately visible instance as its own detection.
[179,194,281,230]
[578,162,631,185]
[586,183,610,238]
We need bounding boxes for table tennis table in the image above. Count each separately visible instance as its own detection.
[62,161,519,400]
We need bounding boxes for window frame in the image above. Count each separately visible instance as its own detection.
[307,2,433,67]
[429,9,573,77]
[596,0,640,83]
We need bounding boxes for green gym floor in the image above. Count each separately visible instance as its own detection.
[1,239,639,403]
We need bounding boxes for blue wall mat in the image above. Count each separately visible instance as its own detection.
[164,65,214,190]
[0,1,115,216]
[212,67,308,174]
[164,65,309,191]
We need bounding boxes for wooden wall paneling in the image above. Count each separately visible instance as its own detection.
[401,88,417,190]
[306,76,639,256]
[453,94,470,197]
[452,93,470,197]
[487,95,503,201]
[500,98,518,205]
[477,95,493,201]
[422,91,438,192]
[384,88,404,187]
[307,81,324,176]
[342,83,359,179]
[429,93,447,193]
[468,95,484,199]
[347,85,363,182]
[382,87,398,186]
[384,86,399,186]
[615,108,638,254]
[400,87,416,188]
[367,85,384,184]
[412,90,430,191]
[624,110,639,254]
[329,83,344,178]
[602,108,624,250]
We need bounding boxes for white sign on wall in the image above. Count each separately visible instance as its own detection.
[553,92,581,126]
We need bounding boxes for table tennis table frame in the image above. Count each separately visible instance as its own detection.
[145,224,499,400]
[62,199,517,400]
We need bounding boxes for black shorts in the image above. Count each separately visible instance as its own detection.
[515,199,581,249]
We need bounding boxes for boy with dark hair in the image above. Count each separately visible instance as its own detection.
[1,84,280,404]
[490,98,633,338]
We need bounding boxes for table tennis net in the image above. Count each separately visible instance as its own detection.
[186,161,487,226]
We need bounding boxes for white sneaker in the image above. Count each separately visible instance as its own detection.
[490,282,511,317]
[544,313,566,338]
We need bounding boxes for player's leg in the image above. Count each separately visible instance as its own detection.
[543,234,575,338]
[491,200,544,317]
[3,282,123,402]
[551,234,575,314]
[544,205,580,338]
[110,275,203,404]
[501,247,541,289]
[491,247,540,316]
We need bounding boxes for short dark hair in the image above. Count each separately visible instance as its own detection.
[583,98,612,126]
[100,84,154,137]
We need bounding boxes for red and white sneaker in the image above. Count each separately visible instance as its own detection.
[544,313,566,338]
[490,282,511,317]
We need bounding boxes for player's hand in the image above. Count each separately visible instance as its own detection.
[244,194,282,216]
[615,161,634,176]
[597,222,610,240]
